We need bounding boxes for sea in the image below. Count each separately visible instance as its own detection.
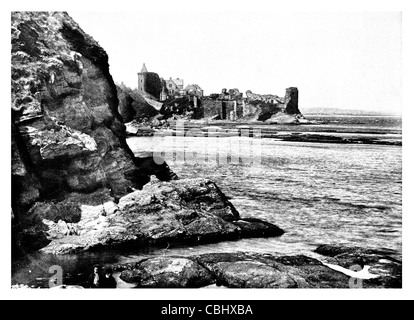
[11,115,402,287]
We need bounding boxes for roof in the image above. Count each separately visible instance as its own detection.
[166,78,184,87]
[173,78,184,86]
[185,84,203,91]
[141,63,148,73]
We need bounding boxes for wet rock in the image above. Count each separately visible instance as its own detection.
[120,256,214,288]
[27,202,82,224]
[50,285,84,289]
[39,178,284,254]
[315,244,399,260]
[233,218,284,238]
[200,257,297,288]
[110,251,356,289]
[196,252,349,288]
[275,133,401,146]
[315,245,402,288]
[270,255,350,288]
[14,225,51,253]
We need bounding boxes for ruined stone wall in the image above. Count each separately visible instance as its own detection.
[285,87,300,114]
[201,99,222,119]
[143,72,163,99]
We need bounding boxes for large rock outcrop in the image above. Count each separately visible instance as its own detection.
[111,247,401,288]
[10,12,172,252]
[38,178,284,254]
[12,12,140,203]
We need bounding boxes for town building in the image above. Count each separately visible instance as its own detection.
[165,77,185,96]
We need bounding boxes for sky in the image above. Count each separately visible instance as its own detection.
[66,11,400,114]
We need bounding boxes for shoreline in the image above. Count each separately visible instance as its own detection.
[12,245,402,289]
[125,120,402,146]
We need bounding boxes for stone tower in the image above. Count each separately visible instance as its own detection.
[138,63,148,94]
[285,87,300,114]
[137,63,163,99]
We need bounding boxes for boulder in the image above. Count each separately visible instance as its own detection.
[196,252,349,288]
[315,245,402,288]
[39,178,285,254]
[109,251,381,288]
[120,256,214,288]
[114,250,400,288]
[203,259,297,288]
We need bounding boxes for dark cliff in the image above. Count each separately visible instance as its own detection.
[11,12,149,251]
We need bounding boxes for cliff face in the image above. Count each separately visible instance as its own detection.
[11,12,145,248]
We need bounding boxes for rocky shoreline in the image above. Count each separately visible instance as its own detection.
[124,120,401,146]
[11,244,402,289]
[36,178,284,255]
[11,12,402,290]
[108,245,401,289]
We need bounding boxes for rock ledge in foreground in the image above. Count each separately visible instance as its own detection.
[40,178,284,254]
[112,248,401,288]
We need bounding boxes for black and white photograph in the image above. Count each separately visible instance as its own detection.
[5,0,413,301]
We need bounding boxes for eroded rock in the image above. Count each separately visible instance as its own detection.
[315,245,402,288]
[10,12,178,254]
[39,178,285,254]
[120,257,214,288]
[111,251,391,289]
